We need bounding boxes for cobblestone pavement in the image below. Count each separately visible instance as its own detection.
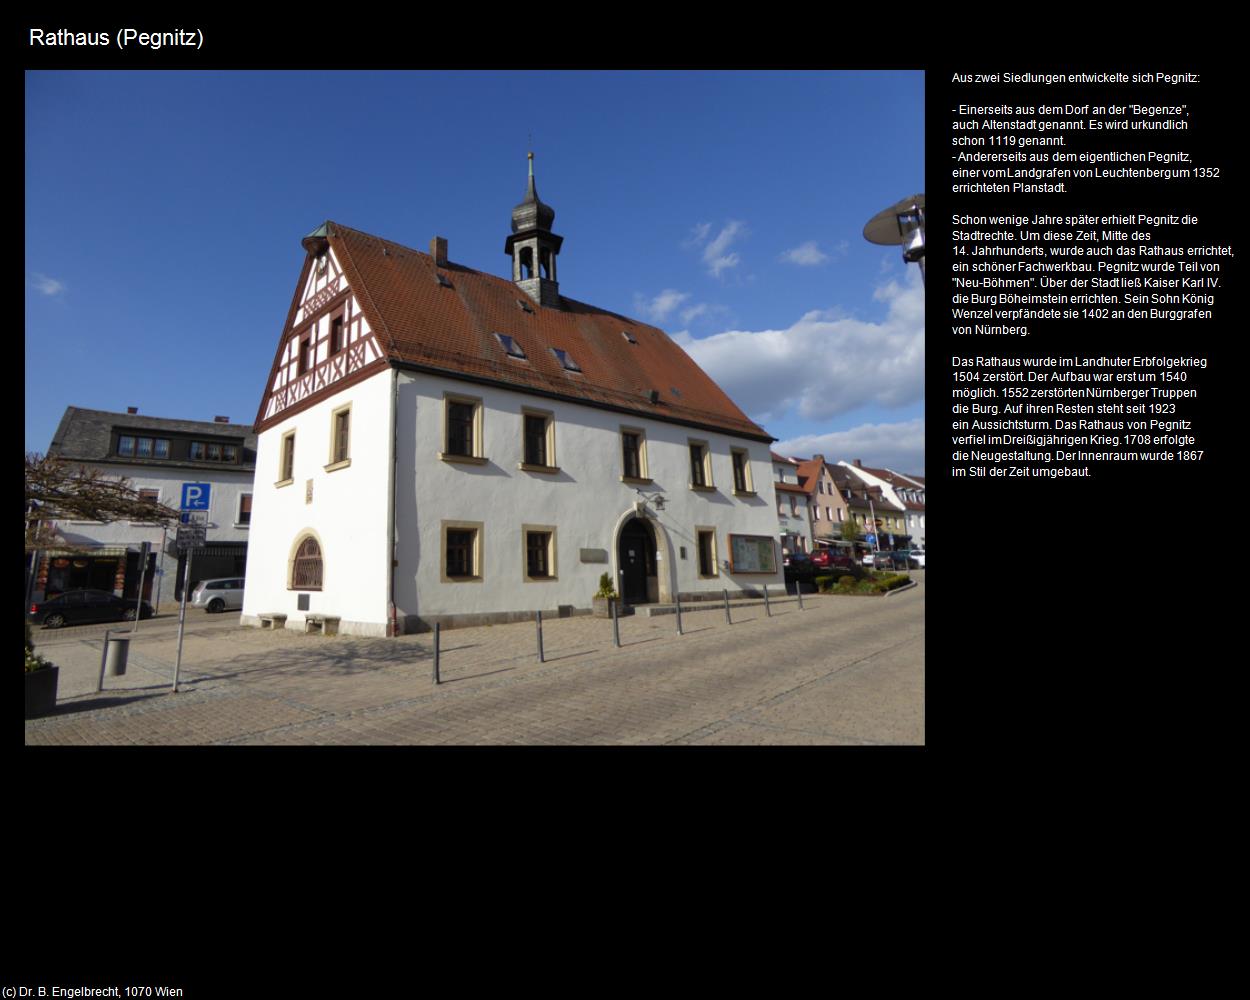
[25,578,924,746]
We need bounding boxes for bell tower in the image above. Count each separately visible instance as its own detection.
[504,152,563,308]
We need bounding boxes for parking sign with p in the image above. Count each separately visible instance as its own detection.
[181,482,211,511]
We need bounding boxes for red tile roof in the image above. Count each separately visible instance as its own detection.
[297,222,771,441]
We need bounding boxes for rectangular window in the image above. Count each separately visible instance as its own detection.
[551,348,581,372]
[280,432,296,483]
[153,438,170,459]
[442,522,483,581]
[190,441,205,461]
[447,401,476,457]
[527,531,552,578]
[813,505,821,520]
[524,412,550,467]
[238,493,252,525]
[446,531,474,577]
[136,437,153,458]
[118,436,135,456]
[790,498,798,516]
[621,428,648,481]
[329,314,345,355]
[329,405,351,467]
[298,337,312,374]
[731,449,753,493]
[223,444,238,463]
[207,443,222,462]
[688,441,712,488]
[697,529,718,578]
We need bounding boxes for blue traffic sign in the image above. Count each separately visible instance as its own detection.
[181,482,212,510]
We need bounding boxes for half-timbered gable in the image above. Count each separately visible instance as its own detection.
[258,229,388,427]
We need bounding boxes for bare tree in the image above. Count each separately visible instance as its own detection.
[25,452,181,552]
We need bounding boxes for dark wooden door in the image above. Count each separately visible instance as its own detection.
[618,519,655,604]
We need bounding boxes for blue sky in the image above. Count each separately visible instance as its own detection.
[25,70,924,472]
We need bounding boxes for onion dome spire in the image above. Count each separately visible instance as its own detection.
[511,151,556,233]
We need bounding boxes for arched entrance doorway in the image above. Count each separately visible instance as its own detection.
[617,517,657,605]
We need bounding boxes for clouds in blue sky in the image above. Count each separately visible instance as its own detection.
[684,220,749,277]
[30,273,66,296]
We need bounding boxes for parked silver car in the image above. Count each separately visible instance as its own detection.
[190,577,245,613]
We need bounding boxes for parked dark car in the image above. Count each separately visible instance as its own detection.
[28,589,155,629]
[783,551,817,581]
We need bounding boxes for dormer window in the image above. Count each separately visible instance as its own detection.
[436,273,453,288]
[516,299,534,314]
[551,349,581,372]
[495,333,527,360]
[622,330,637,344]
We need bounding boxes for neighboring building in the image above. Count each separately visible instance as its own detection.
[36,407,257,603]
[242,157,783,636]
[839,460,925,548]
[793,454,850,547]
[827,464,904,551]
[771,452,813,554]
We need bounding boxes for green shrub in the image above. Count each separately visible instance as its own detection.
[595,573,617,599]
[838,575,857,588]
[814,574,835,593]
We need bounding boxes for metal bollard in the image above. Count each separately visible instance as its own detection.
[764,584,771,616]
[723,589,731,625]
[675,594,683,635]
[433,622,441,685]
[97,628,111,693]
[611,597,621,648]
[536,609,545,662]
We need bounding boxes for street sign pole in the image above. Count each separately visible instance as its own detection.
[173,549,192,694]
[130,540,151,636]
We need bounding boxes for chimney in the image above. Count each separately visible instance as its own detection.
[214,416,229,423]
[127,406,138,414]
[813,453,825,463]
[854,458,863,468]
[431,236,448,267]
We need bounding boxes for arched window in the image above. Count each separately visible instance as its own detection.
[519,247,534,280]
[291,536,323,590]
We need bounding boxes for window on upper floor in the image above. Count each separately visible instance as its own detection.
[551,348,581,372]
[522,410,556,470]
[329,310,345,356]
[688,441,713,489]
[442,395,484,463]
[731,449,754,494]
[298,336,312,375]
[327,405,351,469]
[191,441,238,463]
[279,431,296,484]
[620,428,649,482]
[237,493,252,526]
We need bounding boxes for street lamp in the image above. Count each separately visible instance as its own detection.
[864,193,925,283]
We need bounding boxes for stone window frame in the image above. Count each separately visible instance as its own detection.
[326,402,352,472]
[695,526,719,579]
[276,430,296,487]
[519,407,558,473]
[687,439,715,491]
[236,493,253,527]
[619,426,651,484]
[522,524,558,582]
[288,532,324,591]
[440,393,487,465]
[731,448,755,495]
[441,520,484,583]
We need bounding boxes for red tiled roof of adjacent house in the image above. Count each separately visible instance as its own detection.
[793,457,824,496]
[774,482,808,494]
[770,451,797,465]
[847,463,925,510]
[311,222,771,441]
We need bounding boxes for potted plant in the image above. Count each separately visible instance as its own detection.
[591,572,619,618]
[25,621,59,719]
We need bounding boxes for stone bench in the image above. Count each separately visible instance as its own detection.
[304,614,341,636]
[258,613,288,630]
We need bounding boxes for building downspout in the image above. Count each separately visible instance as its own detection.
[387,367,399,635]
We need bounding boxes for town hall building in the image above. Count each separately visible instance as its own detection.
[241,157,783,635]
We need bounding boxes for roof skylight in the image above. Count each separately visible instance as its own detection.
[495,333,527,360]
[551,348,582,372]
